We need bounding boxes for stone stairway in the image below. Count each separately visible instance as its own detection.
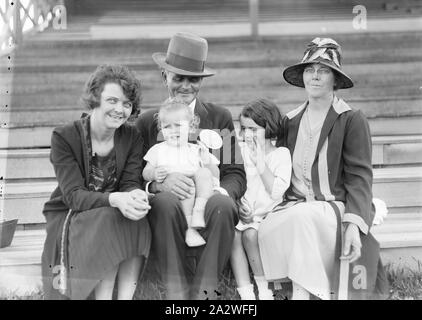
[1,0,422,297]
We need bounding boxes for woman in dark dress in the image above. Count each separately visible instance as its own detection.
[41,65,151,300]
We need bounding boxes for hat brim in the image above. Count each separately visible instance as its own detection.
[152,52,215,77]
[283,60,354,89]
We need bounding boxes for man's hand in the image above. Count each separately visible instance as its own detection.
[160,172,195,200]
[154,166,168,183]
[342,223,362,263]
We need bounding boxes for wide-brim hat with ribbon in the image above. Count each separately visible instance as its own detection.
[152,32,216,77]
[283,37,353,89]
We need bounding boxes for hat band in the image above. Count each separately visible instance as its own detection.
[307,57,341,69]
[166,52,205,73]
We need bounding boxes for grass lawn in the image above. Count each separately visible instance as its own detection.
[2,262,421,300]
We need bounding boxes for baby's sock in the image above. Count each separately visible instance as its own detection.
[185,228,206,247]
[254,275,274,300]
[191,197,207,228]
[236,283,255,300]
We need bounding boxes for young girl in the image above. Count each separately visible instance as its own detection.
[142,99,220,247]
[231,98,292,300]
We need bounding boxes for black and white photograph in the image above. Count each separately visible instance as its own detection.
[0,0,421,306]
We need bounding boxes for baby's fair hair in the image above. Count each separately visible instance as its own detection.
[156,98,200,133]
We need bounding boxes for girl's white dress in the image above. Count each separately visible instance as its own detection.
[236,142,292,231]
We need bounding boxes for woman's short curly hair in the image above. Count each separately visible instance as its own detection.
[80,64,142,117]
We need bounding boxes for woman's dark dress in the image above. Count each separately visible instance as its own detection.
[41,116,151,300]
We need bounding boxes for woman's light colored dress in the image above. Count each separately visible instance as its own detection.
[258,108,345,300]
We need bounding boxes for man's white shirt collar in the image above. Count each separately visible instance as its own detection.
[188,99,196,114]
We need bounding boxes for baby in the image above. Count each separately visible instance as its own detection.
[142,99,220,247]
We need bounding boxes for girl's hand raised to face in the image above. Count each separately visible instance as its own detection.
[247,128,266,166]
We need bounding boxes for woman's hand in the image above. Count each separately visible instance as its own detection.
[342,223,362,263]
[109,190,151,221]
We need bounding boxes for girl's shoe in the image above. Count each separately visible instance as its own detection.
[237,284,256,300]
[258,289,275,300]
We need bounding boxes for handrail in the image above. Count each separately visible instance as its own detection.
[0,0,65,55]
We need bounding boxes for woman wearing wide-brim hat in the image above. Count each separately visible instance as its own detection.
[257,37,388,300]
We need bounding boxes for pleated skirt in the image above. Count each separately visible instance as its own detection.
[258,201,344,300]
[65,207,151,299]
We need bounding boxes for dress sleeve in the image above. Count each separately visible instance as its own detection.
[342,110,374,235]
[50,130,110,211]
[143,143,159,167]
[118,128,144,192]
[269,147,292,200]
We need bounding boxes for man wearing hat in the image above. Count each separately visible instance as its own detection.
[135,32,246,300]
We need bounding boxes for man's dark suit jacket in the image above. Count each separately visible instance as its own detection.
[135,98,246,201]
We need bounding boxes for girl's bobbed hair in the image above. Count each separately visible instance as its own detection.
[240,98,286,146]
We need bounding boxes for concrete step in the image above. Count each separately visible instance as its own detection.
[1,166,421,224]
[0,180,54,224]
[3,63,421,115]
[74,0,421,25]
[2,210,421,296]
[372,166,422,210]
[3,96,421,126]
[88,16,422,41]
[1,134,421,180]
[371,213,422,249]
[387,206,422,214]
[373,232,422,249]
[0,229,44,296]
[372,135,422,166]
[0,230,45,267]
[2,114,422,149]
[382,212,422,220]
[0,149,53,179]
[23,1,419,44]
[372,219,422,234]
[12,23,422,54]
